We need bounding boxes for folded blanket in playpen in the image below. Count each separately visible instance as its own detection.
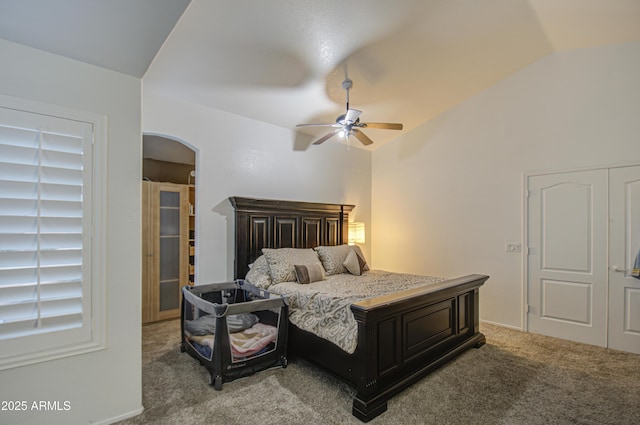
[186,321,278,359]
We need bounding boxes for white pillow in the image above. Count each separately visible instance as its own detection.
[314,244,352,275]
[262,248,322,284]
[343,250,363,276]
[245,255,273,289]
[350,245,370,271]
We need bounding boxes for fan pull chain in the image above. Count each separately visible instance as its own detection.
[342,78,353,113]
[346,86,350,113]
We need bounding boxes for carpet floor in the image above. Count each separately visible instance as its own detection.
[116,320,640,425]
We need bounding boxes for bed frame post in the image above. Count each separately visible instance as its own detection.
[351,308,388,422]
[473,287,486,348]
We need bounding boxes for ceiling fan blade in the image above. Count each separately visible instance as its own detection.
[361,122,403,130]
[344,109,362,123]
[296,123,341,128]
[352,128,374,146]
[312,129,341,145]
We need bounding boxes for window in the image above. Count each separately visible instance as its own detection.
[0,95,106,370]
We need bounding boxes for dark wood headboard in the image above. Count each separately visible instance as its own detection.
[229,197,354,279]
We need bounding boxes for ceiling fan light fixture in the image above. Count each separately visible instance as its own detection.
[296,78,403,147]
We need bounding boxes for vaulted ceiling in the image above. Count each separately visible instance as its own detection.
[2,0,639,149]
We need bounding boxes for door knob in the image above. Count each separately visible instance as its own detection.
[610,265,628,273]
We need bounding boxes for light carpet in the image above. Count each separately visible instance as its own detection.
[116,320,640,425]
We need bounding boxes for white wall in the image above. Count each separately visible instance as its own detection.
[372,41,640,328]
[143,91,372,283]
[0,40,142,424]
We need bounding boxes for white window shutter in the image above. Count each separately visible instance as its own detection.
[0,99,105,368]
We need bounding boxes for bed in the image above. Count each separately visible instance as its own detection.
[229,196,488,422]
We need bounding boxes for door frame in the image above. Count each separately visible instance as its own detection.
[141,132,199,323]
[522,161,640,333]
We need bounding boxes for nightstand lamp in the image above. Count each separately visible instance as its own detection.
[348,222,365,245]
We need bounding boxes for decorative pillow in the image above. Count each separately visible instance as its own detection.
[262,248,322,284]
[248,255,271,274]
[314,244,352,275]
[245,255,273,289]
[343,250,367,276]
[350,245,370,271]
[294,263,326,284]
[185,313,259,335]
[245,269,272,289]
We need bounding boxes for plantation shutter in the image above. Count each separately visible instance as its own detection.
[0,106,93,352]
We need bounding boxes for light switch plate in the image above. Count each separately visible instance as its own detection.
[506,243,521,253]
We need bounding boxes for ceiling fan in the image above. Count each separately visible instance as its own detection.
[296,78,403,146]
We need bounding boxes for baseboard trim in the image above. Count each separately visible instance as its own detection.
[97,406,144,425]
[480,319,523,331]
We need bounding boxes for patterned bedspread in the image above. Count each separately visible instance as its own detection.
[268,270,447,354]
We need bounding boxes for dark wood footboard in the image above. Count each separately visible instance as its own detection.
[289,274,488,422]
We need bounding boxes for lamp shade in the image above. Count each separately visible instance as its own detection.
[348,222,365,245]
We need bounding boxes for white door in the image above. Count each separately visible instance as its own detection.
[527,170,608,347]
[608,166,640,354]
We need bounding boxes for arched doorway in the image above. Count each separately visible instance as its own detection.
[141,134,197,323]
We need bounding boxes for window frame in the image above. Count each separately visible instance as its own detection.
[0,94,107,370]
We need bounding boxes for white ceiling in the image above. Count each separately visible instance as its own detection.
[2,0,640,150]
[0,0,190,77]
